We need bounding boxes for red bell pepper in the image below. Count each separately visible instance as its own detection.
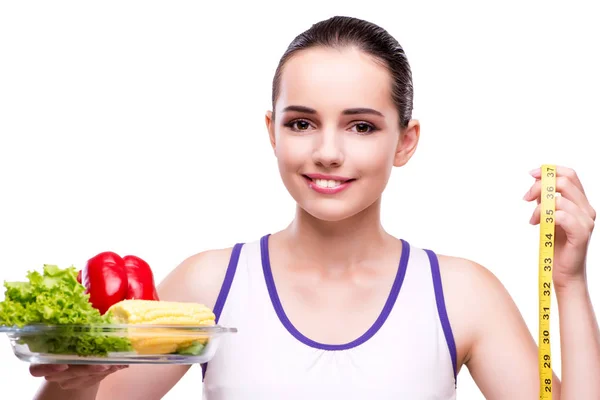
[77,252,160,314]
[79,251,128,315]
[123,255,159,301]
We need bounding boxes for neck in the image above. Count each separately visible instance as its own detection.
[279,199,391,267]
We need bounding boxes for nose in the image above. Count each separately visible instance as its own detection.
[312,128,344,168]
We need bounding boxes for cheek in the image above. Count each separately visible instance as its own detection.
[275,136,308,172]
[351,137,396,176]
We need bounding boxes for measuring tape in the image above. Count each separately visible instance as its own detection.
[538,164,556,399]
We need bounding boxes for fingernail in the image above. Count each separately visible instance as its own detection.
[529,168,540,176]
[53,364,68,371]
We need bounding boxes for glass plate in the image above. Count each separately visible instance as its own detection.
[0,324,237,365]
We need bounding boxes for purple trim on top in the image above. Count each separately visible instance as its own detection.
[201,242,244,381]
[260,234,410,351]
[425,248,458,387]
[213,243,245,322]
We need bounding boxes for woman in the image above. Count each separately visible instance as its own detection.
[31,16,599,400]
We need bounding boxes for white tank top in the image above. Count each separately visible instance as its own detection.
[201,234,457,400]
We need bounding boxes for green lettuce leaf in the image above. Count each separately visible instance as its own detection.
[175,341,205,356]
[0,264,132,356]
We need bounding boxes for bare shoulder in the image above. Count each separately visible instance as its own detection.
[436,253,510,307]
[436,254,508,300]
[434,254,524,367]
[435,253,544,398]
[156,246,236,310]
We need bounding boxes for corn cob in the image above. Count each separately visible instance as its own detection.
[107,299,215,355]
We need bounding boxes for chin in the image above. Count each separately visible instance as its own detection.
[280,174,381,223]
[299,198,372,223]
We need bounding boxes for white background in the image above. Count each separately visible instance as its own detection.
[1,1,599,399]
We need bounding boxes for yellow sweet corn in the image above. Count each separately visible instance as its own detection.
[107,299,216,355]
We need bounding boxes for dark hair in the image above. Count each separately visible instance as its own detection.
[271,16,414,128]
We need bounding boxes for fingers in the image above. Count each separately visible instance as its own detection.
[42,365,114,380]
[529,195,595,233]
[524,174,596,221]
[29,364,128,382]
[529,166,587,195]
[56,374,107,390]
[29,364,68,377]
[554,208,594,241]
[30,363,129,390]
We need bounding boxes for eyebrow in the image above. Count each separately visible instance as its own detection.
[281,105,384,117]
[282,105,317,114]
[342,107,384,117]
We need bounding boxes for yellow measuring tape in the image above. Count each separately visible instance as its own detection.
[538,164,556,399]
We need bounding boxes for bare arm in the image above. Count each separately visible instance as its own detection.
[555,280,600,398]
[447,257,561,399]
[32,247,234,400]
[443,256,600,400]
[440,256,554,399]
[446,166,600,399]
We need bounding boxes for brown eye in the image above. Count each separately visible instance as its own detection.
[284,119,313,132]
[351,122,376,135]
[356,123,370,133]
[295,120,310,130]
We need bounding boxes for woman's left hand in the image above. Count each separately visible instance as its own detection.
[524,166,596,291]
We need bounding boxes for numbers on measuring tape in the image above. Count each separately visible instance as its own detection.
[543,308,550,321]
[539,165,556,399]
[543,282,551,296]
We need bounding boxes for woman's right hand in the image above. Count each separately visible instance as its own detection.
[29,364,129,390]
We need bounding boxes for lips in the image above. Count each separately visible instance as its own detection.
[302,173,356,194]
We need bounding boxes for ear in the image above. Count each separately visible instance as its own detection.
[393,119,420,167]
[265,110,276,152]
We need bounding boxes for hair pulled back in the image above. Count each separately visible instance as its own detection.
[271,16,414,128]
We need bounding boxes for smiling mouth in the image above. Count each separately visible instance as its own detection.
[302,175,356,189]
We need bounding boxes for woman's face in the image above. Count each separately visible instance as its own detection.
[266,46,419,222]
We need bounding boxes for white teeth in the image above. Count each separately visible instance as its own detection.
[314,179,342,188]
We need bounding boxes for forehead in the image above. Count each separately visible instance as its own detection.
[277,46,396,117]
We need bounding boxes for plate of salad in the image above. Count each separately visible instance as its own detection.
[0,252,237,365]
